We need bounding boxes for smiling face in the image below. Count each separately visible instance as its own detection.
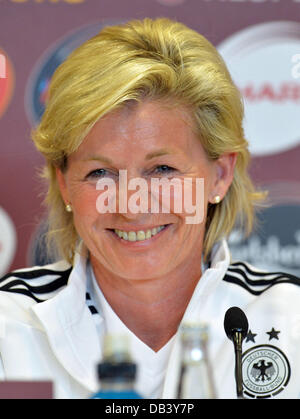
[56,100,235,281]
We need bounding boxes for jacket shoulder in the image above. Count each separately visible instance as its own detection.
[223,260,300,296]
[0,260,72,304]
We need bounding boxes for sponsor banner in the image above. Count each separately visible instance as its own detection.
[25,21,121,126]
[229,182,300,276]
[0,47,14,118]
[218,21,300,157]
[0,1,299,272]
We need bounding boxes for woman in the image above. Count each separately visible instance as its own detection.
[1,18,300,399]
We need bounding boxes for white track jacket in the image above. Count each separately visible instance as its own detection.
[0,240,300,399]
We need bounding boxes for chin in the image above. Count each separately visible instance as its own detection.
[110,261,170,281]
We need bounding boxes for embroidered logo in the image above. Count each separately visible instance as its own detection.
[242,344,291,398]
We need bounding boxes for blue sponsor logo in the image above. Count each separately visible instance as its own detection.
[25,21,120,126]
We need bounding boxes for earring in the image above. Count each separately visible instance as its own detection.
[65,203,72,212]
[214,195,221,204]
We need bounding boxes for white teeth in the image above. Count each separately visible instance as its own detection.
[114,225,166,242]
[128,231,136,242]
[137,231,145,241]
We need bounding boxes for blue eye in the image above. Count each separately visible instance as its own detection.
[155,165,175,174]
[86,169,108,179]
[86,165,175,179]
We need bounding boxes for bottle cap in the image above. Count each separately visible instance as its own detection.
[98,334,137,382]
[98,362,137,381]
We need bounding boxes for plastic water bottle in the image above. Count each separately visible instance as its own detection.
[176,323,217,399]
[91,333,143,399]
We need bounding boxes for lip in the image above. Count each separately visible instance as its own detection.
[106,223,172,249]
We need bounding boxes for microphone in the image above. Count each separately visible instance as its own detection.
[224,306,249,399]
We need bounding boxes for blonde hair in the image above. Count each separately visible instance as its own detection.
[32,17,265,264]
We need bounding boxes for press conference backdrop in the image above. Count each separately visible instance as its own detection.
[0,0,300,276]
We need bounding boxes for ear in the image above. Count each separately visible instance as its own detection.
[56,167,70,206]
[208,152,237,204]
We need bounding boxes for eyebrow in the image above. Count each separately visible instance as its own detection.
[84,148,176,164]
[84,155,113,164]
[145,148,175,160]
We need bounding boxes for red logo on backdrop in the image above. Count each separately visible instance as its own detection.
[218,21,300,156]
[242,82,300,103]
[0,48,14,118]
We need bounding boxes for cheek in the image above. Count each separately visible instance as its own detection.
[165,177,208,222]
[68,182,99,214]
[70,187,100,229]
[70,186,115,239]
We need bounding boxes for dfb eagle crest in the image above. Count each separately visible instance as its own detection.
[242,345,291,398]
[250,360,276,382]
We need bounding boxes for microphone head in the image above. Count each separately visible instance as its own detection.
[224,306,249,341]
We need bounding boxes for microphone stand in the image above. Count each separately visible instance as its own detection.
[224,306,248,399]
[232,330,244,399]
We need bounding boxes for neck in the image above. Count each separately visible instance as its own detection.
[90,253,202,352]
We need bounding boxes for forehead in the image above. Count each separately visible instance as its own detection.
[73,100,202,161]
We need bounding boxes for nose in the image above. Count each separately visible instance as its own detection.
[117,172,150,218]
[116,170,184,217]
